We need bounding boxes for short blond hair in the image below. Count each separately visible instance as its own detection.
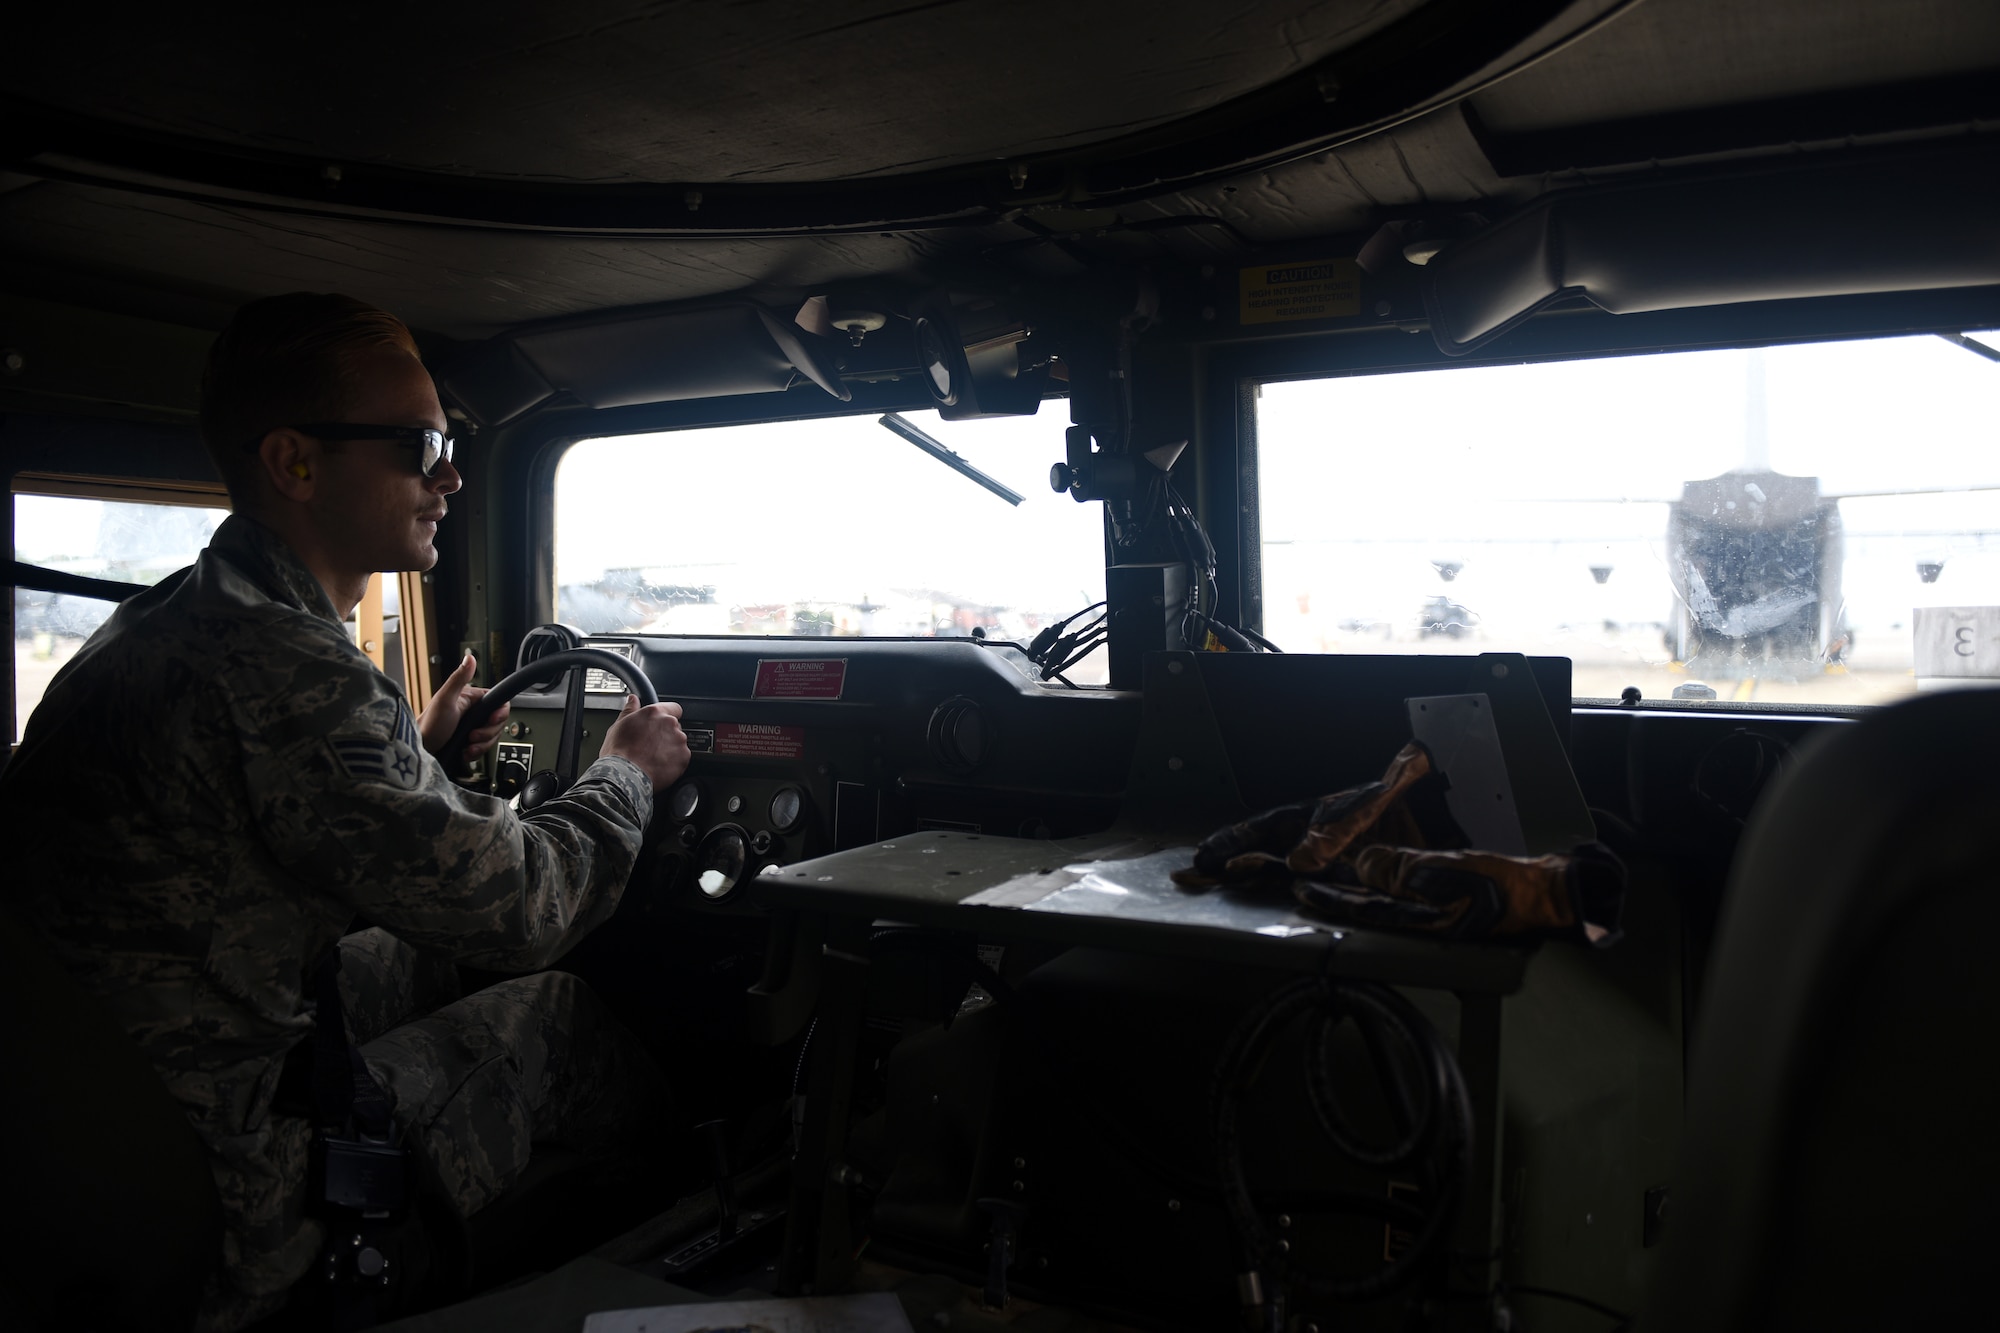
[200,293,422,506]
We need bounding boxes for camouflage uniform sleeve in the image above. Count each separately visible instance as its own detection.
[233,622,653,971]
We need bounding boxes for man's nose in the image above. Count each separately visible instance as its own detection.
[428,454,463,496]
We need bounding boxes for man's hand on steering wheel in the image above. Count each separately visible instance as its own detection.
[442,643,673,800]
[419,650,512,759]
[602,696,691,790]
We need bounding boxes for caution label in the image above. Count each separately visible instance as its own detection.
[752,658,847,699]
[1238,258,1360,325]
[714,722,806,760]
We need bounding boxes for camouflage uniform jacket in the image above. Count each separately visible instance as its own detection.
[0,514,653,1329]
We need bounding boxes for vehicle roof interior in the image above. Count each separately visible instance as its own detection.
[5,0,1997,359]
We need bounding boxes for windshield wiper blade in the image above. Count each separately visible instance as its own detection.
[878,413,1025,507]
[1937,331,2000,364]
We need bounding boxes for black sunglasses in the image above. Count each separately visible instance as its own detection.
[247,423,456,477]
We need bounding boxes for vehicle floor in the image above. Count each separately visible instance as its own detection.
[391,1158,1144,1333]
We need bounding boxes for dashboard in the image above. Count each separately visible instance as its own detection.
[491,635,1142,916]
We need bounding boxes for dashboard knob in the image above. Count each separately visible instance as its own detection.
[494,757,530,800]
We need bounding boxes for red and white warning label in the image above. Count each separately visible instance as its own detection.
[713,722,806,760]
[752,658,848,699]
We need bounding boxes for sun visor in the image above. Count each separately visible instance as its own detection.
[1423,146,2000,356]
[436,338,555,429]
[511,303,851,411]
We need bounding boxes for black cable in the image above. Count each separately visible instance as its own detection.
[1211,976,1472,1304]
[790,1017,817,1097]
[1150,473,1284,655]
[1044,629,1107,680]
[1026,601,1106,676]
[947,960,1450,1234]
[1239,625,1284,653]
[1505,1284,1633,1326]
[859,936,1463,1248]
[893,941,1472,1308]
[1302,988,1438,1168]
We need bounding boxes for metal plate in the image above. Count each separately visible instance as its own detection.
[1406,692,1527,855]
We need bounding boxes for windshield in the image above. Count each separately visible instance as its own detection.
[1257,331,2000,705]
[554,408,1108,682]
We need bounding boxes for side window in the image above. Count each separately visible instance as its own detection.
[1256,333,2000,707]
[12,484,440,743]
[13,487,229,741]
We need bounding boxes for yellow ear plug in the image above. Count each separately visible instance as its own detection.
[291,463,309,479]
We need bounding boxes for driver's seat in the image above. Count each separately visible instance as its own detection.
[0,899,224,1331]
[0,902,675,1331]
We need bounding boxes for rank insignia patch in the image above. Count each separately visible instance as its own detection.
[393,703,422,752]
[331,736,424,791]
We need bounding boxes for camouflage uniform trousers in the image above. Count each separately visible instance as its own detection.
[334,927,671,1221]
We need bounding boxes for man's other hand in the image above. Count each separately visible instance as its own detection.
[418,651,511,759]
[601,695,691,790]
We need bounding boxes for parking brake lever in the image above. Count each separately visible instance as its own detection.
[656,1117,785,1279]
[697,1117,738,1242]
[976,1197,1027,1309]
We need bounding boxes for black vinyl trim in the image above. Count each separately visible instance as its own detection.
[1210,283,2000,387]
[1467,68,2000,178]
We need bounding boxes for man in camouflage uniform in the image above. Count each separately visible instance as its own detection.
[0,293,690,1329]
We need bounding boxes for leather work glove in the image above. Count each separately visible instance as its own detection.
[1173,741,1625,947]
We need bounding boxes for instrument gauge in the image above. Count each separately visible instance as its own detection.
[769,785,805,834]
[668,781,702,822]
[693,826,748,901]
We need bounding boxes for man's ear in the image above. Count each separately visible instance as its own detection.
[257,428,318,502]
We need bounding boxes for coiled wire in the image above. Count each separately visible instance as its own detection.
[1211,976,1473,1302]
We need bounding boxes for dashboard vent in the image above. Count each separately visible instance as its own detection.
[927,695,987,774]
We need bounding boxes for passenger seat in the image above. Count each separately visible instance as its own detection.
[1643,689,2000,1329]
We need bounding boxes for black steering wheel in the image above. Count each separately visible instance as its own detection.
[443,648,658,809]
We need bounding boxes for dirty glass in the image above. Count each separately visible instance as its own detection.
[13,493,229,740]
[12,494,409,740]
[555,409,1109,682]
[1257,331,2000,705]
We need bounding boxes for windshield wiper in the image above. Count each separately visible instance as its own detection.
[878,413,1025,507]
[1937,331,2000,364]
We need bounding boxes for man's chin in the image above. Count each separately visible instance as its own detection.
[382,546,439,575]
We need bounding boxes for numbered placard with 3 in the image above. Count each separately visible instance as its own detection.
[1914,607,2000,678]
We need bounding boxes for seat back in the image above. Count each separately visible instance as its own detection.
[0,902,223,1331]
[1644,689,2000,1330]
